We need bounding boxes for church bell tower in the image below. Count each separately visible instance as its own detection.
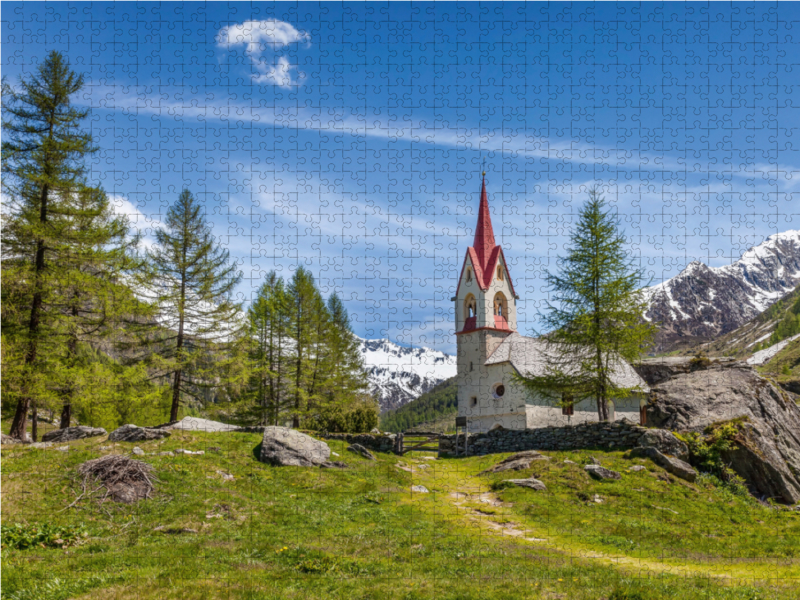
[453,174,518,425]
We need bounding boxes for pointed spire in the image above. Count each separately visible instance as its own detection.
[472,172,496,266]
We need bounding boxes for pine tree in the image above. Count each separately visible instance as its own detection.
[145,188,245,422]
[514,188,656,421]
[322,293,367,408]
[248,272,291,425]
[285,266,326,428]
[1,51,136,439]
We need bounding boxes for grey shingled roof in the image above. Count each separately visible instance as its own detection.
[485,333,649,392]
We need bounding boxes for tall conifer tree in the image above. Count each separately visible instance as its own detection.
[146,189,245,422]
[514,188,656,421]
[2,52,143,438]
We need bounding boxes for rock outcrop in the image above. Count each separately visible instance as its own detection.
[109,424,171,443]
[584,465,622,481]
[259,427,330,467]
[347,444,377,461]
[636,429,689,462]
[629,446,697,482]
[636,357,800,503]
[505,478,547,490]
[1,433,22,444]
[480,450,550,474]
[42,426,107,443]
[168,416,239,432]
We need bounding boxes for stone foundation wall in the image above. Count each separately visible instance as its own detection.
[439,420,647,457]
[320,432,399,454]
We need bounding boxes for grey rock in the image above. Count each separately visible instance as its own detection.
[563,459,576,465]
[109,424,171,443]
[370,428,381,434]
[159,451,175,457]
[584,465,622,481]
[629,446,697,482]
[28,442,54,449]
[132,447,145,456]
[480,450,550,474]
[411,485,429,493]
[1,433,21,445]
[639,360,800,503]
[637,429,689,461]
[505,478,547,491]
[57,446,70,452]
[347,443,377,461]
[259,426,330,467]
[175,449,204,455]
[168,416,238,432]
[319,460,349,469]
[629,465,647,472]
[42,426,107,443]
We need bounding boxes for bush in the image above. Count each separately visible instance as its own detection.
[307,403,379,433]
[1,522,88,550]
[685,420,751,496]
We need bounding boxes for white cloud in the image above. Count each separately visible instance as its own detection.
[217,19,309,88]
[108,195,163,250]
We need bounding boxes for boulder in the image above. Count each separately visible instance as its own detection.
[411,485,429,493]
[347,443,376,461]
[1,434,21,445]
[637,429,689,461]
[109,424,171,443]
[584,465,622,481]
[259,427,330,467]
[320,461,349,469]
[132,447,145,456]
[42,426,107,443]
[480,450,550,474]
[505,478,547,491]
[168,416,238,432]
[637,359,800,504]
[629,465,647,472]
[629,446,697,482]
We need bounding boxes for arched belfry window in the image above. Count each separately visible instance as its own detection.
[464,294,476,319]
[493,292,508,318]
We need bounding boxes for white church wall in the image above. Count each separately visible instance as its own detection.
[525,393,645,428]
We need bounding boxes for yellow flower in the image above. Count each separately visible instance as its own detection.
[557,578,563,582]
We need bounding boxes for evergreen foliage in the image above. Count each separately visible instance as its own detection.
[513,188,656,421]
[142,189,248,422]
[1,51,153,438]
[380,376,457,432]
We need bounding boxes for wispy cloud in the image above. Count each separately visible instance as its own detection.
[217,19,309,88]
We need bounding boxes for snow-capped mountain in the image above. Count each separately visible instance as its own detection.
[644,230,800,351]
[358,338,457,412]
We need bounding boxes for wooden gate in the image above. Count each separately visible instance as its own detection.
[399,431,440,455]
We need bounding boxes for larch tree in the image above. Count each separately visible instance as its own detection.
[513,188,656,421]
[248,272,291,426]
[1,51,141,439]
[145,188,246,422]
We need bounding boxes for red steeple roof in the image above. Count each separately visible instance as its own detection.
[472,175,496,266]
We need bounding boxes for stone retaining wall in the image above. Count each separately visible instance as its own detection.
[439,420,647,457]
[320,432,399,454]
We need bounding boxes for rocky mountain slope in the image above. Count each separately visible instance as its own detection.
[644,230,800,352]
[635,357,800,504]
[358,338,457,412]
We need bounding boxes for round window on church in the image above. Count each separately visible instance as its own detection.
[492,383,505,399]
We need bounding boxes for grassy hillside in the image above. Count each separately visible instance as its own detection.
[2,428,799,599]
[380,376,456,433]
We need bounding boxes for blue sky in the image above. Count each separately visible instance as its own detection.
[3,2,799,353]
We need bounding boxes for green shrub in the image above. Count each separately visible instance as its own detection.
[1,522,89,550]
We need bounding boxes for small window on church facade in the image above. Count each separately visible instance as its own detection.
[470,361,474,372]
[464,294,476,319]
[561,393,574,416]
[492,383,505,398]
[471,396,478,407]
[497,265,503,281]
[493,292,507,318]
[466,267,472,282]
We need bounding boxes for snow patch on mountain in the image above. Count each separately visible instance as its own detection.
[644,230,800,351]
[358,338,457,412]
[747,333,800,366]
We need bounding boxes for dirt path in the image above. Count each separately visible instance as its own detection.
[405,456,794,585]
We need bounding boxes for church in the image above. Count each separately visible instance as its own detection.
[454,177,650,433]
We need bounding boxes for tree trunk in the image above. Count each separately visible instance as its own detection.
[60,403,72,429]
[31,404,39,442]
[9,397,30,441]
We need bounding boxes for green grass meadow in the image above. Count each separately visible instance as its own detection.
[1,428,798,600]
